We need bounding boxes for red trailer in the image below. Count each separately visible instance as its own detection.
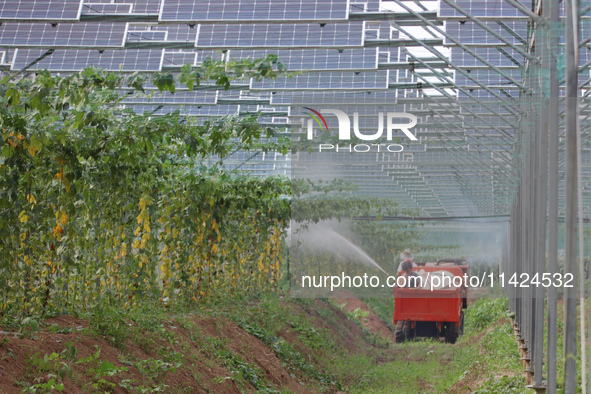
[394,259,468,344]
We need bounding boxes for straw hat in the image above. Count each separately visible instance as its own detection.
[399,249,414,260]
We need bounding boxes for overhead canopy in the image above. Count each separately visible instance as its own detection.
[0,0,587,218]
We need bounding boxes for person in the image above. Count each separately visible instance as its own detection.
[400,259,421,288]
[395,260,420,342]
[400,248,414,261]
[396,249,418,275]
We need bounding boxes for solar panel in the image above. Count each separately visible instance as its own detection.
[227,48,379,71]
[193,50,224,63]
[12,49,164,71]
[161,50,196,68]
[125,104,239,116]
[82,3,133,14]
[438,0,534,19]
[450,47,524,68]
[159,0,349,23]
[113,0,161,14]
[0,23,128,48]
[152,25,198,41]
[122,90,218,105]
[217,90,272,104]
[0,0,83,22]
[250,71,390,91]
[195,22,365,49]
[444,21,528,45]
[454,69,522,85]
[127,29,168,42]
[349,0,381,13]
[271,90,401,105]
[238,105,284,117]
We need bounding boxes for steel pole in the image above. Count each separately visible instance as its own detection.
[564,0,580,391]
[545,0,560,390]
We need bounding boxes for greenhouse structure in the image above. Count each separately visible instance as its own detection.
[1,0,591,392]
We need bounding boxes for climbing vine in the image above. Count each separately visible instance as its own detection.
[0,59,291,318]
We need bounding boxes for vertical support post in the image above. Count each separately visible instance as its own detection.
[527,0,550,389]
[545,0,560,390]
[534,33,548,388]
[563,0,580,391]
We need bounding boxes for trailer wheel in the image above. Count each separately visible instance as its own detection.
[395,321,414,343]
[445,321,459,344]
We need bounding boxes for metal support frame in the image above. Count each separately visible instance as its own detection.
[563,0,580,392]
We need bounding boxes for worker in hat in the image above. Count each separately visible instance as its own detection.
[397,249,417,276]
[400,249,414,261]
[400,260,421,288]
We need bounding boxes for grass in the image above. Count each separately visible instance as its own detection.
[1,292,527,393]
[335,297,531,394]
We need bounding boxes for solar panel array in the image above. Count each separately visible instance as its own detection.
[13,48,164,71]
[227,48,379,70]
[0,0,83,21]
[0,0,583,218]
[82,3,133,14]
[159,0,349,23]
[195,22,365,49]
[438,0,534,19]
[0,22,128,48]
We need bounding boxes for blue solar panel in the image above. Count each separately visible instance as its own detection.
[250,71,390,91]
[152,25,198,41]
[122,90,218,105]
[159,0,349,22]
[195,22,365,49]
[271,90,401,105]
[438,0,533,18]
[12,48,164,71]
[450,47,524,68]
[227,48,378,71]
[161,50,196,68]
[0,0,83,21]
[0,22,128,48]
[127,29,167,42]
[125,104,239,116]
[444,21,528,45]
[82,3,133,14]
[349,0,381,13]
[110,0,161,14]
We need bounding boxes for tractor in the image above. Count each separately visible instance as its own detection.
[393,258,468,344]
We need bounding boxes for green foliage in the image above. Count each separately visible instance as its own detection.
[350,308,370,321]
[118,379,169,393]
[234,316,340,388]
[134,358,179,383]
[27,352,60,373]
[464,297,509,332]
[474,375,525,393]
[218,348,268,390]
[0,64,294,317]
[361,298,395,330]
[60,341,78,362]
[20,378,64,393]
[88,302,128,348]
[21,351,73,394]
[75,346,101,365]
